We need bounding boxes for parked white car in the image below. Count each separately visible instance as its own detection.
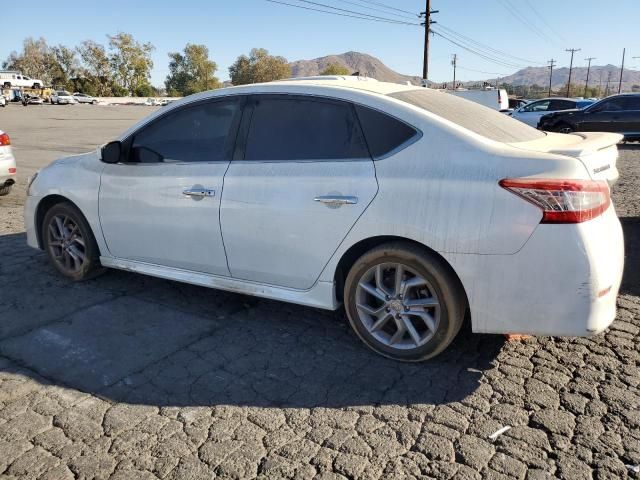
[0,71,43,89]
[510,97,595,127]
[73,93,97,104]
[0,95,6,107]
[24,79,624,361]
[50,91,77,105]
[0,130,17,196]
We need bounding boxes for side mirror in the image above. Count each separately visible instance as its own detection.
[101,141,122,164]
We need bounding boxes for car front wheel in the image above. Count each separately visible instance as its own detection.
[556,123,574,134]
[344,242,466,362]
[42,202,105,281]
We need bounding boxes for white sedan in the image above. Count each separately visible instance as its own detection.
[24,79,624,361]
[50,91,76,105]
[0,130,17,196]
[510,97,593,127]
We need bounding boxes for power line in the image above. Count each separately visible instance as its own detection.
[331,0,418,20]
[352,0,418,16]
[289,0,422,25]
[431,29,528,69]
[523,0,566,44]
[436,24,543,66]
[495,0,558,46]
[265,0,420,25]
[456,66,511,76]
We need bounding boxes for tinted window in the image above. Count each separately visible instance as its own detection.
[591,98,626,112]
[355,104,418,159]
[548,100,576,111]
[621,96,640,110]
[244,96,368,161]
[132,99,240,163]
[390,89,545,143]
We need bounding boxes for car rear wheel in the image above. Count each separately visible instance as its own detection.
[344,242,466,362]
[556,123,574,134]
[42,202,105,281]
[0,185,12,196]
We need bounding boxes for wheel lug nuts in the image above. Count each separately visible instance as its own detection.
[404,306,409,312]
[385,307,390,312]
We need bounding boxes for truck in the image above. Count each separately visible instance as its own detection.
[449,88,510,112]
[0,70,44,89]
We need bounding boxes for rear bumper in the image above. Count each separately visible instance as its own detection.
[446,205,624,336]
[0,156,17,186]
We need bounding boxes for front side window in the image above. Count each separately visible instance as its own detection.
[523,100,550,112]
[131,99,240,163]
[244,96,369,161]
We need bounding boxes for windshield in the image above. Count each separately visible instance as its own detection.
[57,91,71,96]
[389,89,545,143]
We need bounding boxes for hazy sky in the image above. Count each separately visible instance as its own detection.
[1,0,637,86]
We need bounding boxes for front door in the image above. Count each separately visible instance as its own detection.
[99,97,243,276]
[220,94,378,289]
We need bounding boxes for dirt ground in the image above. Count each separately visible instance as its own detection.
[0,104,638,479]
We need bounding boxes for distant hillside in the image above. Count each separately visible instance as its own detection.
[288,52,640,93]
[472,65,640,92]
[289,51,426,85]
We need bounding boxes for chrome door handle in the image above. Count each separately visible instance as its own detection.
[183,188,215,198]
[314,195,358,206]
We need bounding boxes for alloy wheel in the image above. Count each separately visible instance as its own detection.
[355,263,441,350]
[47,214,86,274]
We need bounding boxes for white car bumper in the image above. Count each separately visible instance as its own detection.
[0,154,17,187]
[447,205,624,336]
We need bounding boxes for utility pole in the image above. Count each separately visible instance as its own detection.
[451,54,457,90]
[605,71,612,97]
[584,57,595,97]
[547,59,556,97]
[618,48,626,94]
[565,48,581,97]
[420,0,438,86]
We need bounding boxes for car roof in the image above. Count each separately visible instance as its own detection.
[234,76,420,96]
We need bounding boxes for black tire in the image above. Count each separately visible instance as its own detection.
[555,123,574,134]
[344,242,466,362]
[0,185,11,196]
[42,202,105,281]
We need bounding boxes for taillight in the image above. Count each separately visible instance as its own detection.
[0,133,9,146]
[499,178,610,224]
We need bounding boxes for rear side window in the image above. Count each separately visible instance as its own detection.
[389,89,545,143]
[355,105,418,159]
[132,99,240,163]
[622,96,640,110]
[244,96,369,161]
[548,100,576,111]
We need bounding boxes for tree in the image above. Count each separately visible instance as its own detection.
[3,37,54,85]
[107,33,154,96]
[165,44,220,96]
[229,48,290,85]
[320,63,350,76]
[76,40,113,96]
[50,45,79,89]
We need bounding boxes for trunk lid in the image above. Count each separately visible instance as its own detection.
[508,131,622,185]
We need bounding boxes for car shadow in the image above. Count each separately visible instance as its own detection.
[620,216,640,297]
[0,232,508,408]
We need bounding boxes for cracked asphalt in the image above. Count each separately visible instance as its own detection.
[0,105,638,479]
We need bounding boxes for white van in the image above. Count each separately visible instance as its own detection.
[450,88,509,111]
[0,71,43,89]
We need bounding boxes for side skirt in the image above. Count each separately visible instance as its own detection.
[100,256,339,310]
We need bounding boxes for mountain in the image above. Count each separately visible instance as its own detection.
[477,65,640,92]
[289,51,425,85]
[288,52,640,93]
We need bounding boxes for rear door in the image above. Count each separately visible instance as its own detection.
[220,94,378,289]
